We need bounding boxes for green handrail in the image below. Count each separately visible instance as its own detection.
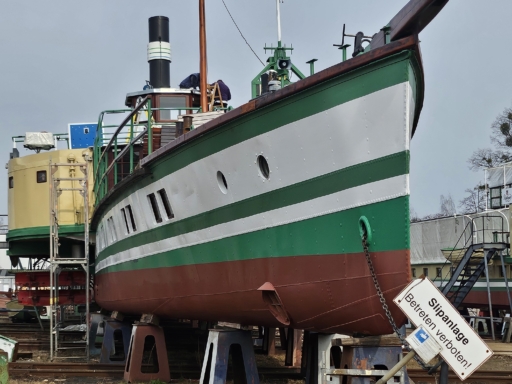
[92,99,203,204]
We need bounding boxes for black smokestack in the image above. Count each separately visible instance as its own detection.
[148,16,171,88]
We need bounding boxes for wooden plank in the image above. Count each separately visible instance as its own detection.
[332,335,402,347]
[370,0,449,49]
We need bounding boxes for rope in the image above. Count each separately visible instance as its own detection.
[220,0,265,66]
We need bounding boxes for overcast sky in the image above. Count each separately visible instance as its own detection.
[0,0,511,219]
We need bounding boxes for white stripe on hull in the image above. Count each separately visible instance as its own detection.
[97,81,413,261]
[97,174,409,272]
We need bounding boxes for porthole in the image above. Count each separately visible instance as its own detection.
[257,155,270,180]
[217,171,228,194]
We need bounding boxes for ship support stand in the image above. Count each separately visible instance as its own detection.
[49,160,90,361]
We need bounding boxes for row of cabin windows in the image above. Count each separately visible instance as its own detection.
[411,267,442,278]
[8,171,47,189]
[99,189,174,251]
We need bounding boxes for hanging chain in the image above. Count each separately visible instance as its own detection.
[361,233,433,372]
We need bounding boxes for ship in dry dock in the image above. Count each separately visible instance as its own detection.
[90,0,448,336]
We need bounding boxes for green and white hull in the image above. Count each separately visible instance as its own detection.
[94,46,423,335]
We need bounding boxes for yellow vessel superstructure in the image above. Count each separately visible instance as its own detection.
[7,144,94,266]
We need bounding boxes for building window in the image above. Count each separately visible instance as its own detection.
[411,268,416,278]
[37,170,47,183]
[148,193,162,223]
[423,268,429,277]
[436,267,442,278]
[8,177,13,189]
[157,188,174,219]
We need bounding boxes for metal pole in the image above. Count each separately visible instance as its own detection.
[148,99,153,154]
[439,361,449,384]
[84,162,90,362]
[276,0,282,43]
[485,169,488,211]
[499,251,512,315]
[375,350,415,384]
[199,0,208,112]
[49,160,54,361]
[483,253,495,340]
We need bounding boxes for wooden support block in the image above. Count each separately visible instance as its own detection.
[285,328,303,367]
[140,313,160,326]
[262,327,276,356]
[332,334,402,347]
[110,311,124,321]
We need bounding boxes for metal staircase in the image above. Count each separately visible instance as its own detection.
[441,242,507,308]
[438,215,511,339]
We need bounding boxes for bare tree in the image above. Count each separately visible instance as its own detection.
[458,184,486,214]
[414,194,457,221]
[440,194,456,216]
[467,148,512,171]
[410,207,420,223]
[468,107,512,171]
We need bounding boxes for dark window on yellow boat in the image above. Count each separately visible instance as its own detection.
[126,204,137,232]
[423,268,429,277]
[157,189,174,219]
[8,177,13,189]
[411,268,416,278]
[121,208,130,234]
[436,267,442,278]
[148,193,162,223]
[37,170,47,183]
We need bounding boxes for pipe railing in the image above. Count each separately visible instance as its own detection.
[93,98,202,204]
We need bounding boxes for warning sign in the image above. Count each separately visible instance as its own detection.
[394,278,493,380]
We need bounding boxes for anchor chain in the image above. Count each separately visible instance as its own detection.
[361,233,432,372]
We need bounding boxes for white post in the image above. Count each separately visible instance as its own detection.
[276,0,282,43]
[485,169,488,211]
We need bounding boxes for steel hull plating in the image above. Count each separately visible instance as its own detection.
[96,250,409,334]
[93,45,423,335]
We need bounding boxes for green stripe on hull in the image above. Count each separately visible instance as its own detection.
[97,195,409,274]
[7,224,85,241]
[97,151,409,263]
[94,50,419,223]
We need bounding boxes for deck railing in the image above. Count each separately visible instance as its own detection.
[92,97,201,204]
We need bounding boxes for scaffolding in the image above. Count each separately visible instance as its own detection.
[49,160,90,361]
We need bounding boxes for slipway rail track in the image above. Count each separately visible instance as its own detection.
[407,368,512,383]
[7,363,512,382]
[8,361,303,379]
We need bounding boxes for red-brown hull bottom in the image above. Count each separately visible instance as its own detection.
[95,251,410,335]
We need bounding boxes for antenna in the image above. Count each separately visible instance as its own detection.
[276,0,282,44]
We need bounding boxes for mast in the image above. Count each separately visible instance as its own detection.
[276,0,282,44]
[199,0,208,112]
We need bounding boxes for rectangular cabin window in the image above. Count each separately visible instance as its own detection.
[157,188,174,219]
[37,170,47,183]
[108,216,117,242]
[121,208,130,234]
[8,177,13,189]
[148,193,162,223]
[411,268,416,278]
[423,268,429,277]
[126,204,137,232]
[158,96,187,121]
[436,267,442,278]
